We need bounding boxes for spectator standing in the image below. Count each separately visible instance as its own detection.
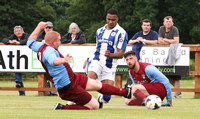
[61,22,86,44]
[2,25,29,96]
[128,19,158,61]
[87,8,128,108]
[158,16,181,98]
[26,21,131,110]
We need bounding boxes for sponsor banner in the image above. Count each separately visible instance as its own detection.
[0,45,189,75]
[0,46,96,73]
[116,65,189,75]
[119,46,190,66]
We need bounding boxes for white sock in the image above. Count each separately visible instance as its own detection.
[67,101,74,105]
[98,94,108,103]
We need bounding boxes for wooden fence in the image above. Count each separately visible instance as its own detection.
[0,44,200,97]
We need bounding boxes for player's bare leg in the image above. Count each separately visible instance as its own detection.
[83,96,99,109]
[87,71,98,79]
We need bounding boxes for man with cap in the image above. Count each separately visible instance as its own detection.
[37,21,54,42]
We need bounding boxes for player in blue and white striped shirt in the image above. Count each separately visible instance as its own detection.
[87,8,128,108]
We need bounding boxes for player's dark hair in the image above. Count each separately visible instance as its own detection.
[124,51,136,58]
[142,19,152,26]
[107,8,118,16]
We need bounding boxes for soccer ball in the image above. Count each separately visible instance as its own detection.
[145,95,162,110]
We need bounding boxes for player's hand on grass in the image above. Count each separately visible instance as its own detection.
[168,100,172,106]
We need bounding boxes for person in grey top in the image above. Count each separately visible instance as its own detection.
[158,16,179,44]
[158,16,182,98]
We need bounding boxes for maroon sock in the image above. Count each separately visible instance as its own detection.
[128,98,143,106]
[64,104,90,110]
[98,83,127,96]
[134,89,146,100]
[128,89,146,106]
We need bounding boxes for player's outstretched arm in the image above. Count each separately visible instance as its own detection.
[53,54,73,66]
[28,22,48,40]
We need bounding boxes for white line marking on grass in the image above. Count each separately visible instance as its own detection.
[7,106,52,109]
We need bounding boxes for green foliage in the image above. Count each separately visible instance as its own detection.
[123,0,159,39]
[181,58,195,80]
[0,0,200,43]
[62,0,105,42]
[84,21,105,43]
[0,73,38,80]
[47,0,70,34]
[190,58,195,71]
[0,0,56,40]
[190,24,200,44]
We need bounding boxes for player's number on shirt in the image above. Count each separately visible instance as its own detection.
[37,52,42,62]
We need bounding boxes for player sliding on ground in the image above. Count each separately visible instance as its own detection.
[27,22,132,110]
[124,51,172,106]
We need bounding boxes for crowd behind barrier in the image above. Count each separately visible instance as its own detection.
[0,43,200,97]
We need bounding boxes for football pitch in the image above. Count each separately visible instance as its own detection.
[0,80,199,119]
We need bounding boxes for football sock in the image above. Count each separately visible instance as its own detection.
[99,94,111,103]
[128,89,146,106]
[128,98,143,106]
[98,83,126,96]
[67,101,74,105]
[102,94,111,102]
[134,89,146,100]
[64,104,89,110]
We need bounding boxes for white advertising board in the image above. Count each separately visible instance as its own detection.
[0,45,189,74]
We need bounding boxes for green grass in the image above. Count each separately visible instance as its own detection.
[0,80,199,119]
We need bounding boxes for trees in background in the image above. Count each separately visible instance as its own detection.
[0,0,57,39]
[157,0,200,44]
[0,0,200,44]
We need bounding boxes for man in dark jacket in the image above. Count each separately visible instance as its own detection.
[2,26,29,45]
[2,25,29,96]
